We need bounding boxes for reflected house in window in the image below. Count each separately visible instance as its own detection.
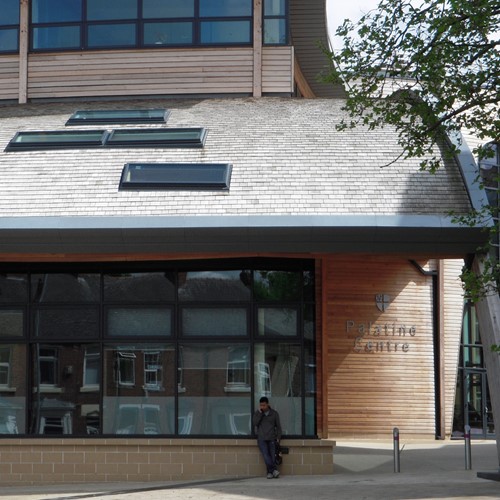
[143,351,163,391]
[35,398,75,435]
[225,346,250,392]
[115,351,136,387]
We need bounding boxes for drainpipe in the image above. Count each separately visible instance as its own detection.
[409,260,443,439]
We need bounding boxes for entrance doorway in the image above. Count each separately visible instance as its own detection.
[463,370,495,438]
[454,369,495,439]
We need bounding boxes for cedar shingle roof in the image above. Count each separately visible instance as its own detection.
[0,97,487,255]
[0,97,472,217]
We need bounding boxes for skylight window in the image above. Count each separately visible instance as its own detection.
[5,128,207,151]
[65,109,170,125]
[106,128,207,148]
[4,130,108,151]
[119,163,232,190]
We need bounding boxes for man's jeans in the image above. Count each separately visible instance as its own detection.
[258,439,277,473]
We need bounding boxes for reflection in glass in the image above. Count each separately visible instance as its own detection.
[199,0,252,17]
[87,0,137,20]
[254,343,302,435]
[179,270,251,302]
[264,18,286,44]
[3,0,20,25]
[254,270,301,300]
[0,30,18,52]
[200,21,251,44]
[103,344,175,434]
[32,0,82,23]
[107,308,171,337]
[179,344,251,435]
[182,308,247,336]
[144,22,193,45]
[31,343,100,435]
[32,26,81,50]
[264,0,286,15]
[33,308,99,339]
[104,272,175,302]
[87,24,136,48]
[258,307,297,336]
[143,0,194,18]
[0,344,26,434]
[0,310,23,337]
[0,274,27,302]
[31,274,100,303]
[304,341,316,435]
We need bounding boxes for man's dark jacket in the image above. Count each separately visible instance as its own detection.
[252,407,282,441]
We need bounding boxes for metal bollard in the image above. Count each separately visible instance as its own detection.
[464,425,472,470]
[393,427,400,473]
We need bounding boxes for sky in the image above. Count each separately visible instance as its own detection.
[326,0,381,49]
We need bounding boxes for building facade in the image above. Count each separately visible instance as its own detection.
[0,0,490,485]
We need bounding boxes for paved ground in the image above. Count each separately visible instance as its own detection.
[3,439,500,500]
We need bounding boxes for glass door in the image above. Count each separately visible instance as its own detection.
[464,369,495,439]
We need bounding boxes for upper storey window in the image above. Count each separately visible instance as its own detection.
[263,0,287,45]
[0,0,20,53]
[30,0,256,51]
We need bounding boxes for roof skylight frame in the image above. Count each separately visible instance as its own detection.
[4,128,207,151]
[106,128,207,148]
[65,109,171,126]
[119,163,232,191]
[4,130,109,151]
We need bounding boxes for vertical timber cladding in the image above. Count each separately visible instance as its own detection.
[326,255,437,438]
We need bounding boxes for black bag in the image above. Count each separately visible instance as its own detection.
[275,442,289,465]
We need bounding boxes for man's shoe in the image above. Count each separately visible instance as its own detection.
[272,469,280,478]
[267,473,273,479]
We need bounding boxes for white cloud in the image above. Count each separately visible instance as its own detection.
[326,0,380,49]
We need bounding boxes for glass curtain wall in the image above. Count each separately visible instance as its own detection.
[30,0,266,50]
[0,259,315,438]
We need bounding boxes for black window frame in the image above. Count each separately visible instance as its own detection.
[29,0,256,52]
[0,0,20,54]
[0,257,315,438]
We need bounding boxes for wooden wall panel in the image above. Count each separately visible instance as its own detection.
[26,48,255,99]
[324,255,437,438]
[261,47,294,93]
[0,55,20,100]
[0,46,293,101]
[441,259,465,437]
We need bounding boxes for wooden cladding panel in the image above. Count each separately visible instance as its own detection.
[324,255,437,438]
[441,259,464,437]
[26,48,255,99]
[262,46,293,93]
[0,56,20,100]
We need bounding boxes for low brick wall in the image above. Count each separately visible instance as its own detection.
[0,438,335,485]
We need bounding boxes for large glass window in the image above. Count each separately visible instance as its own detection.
[0,344,26,434]
[30,0,256,51]
[179,343,252,435]
[254,343,302,435]
[0,258,314,437]
[263,0,288,44]
[0,0,20,53]
[103,343,175,434]
[30,343,100,435]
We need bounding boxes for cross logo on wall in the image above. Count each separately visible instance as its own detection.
[375,294,391,312]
